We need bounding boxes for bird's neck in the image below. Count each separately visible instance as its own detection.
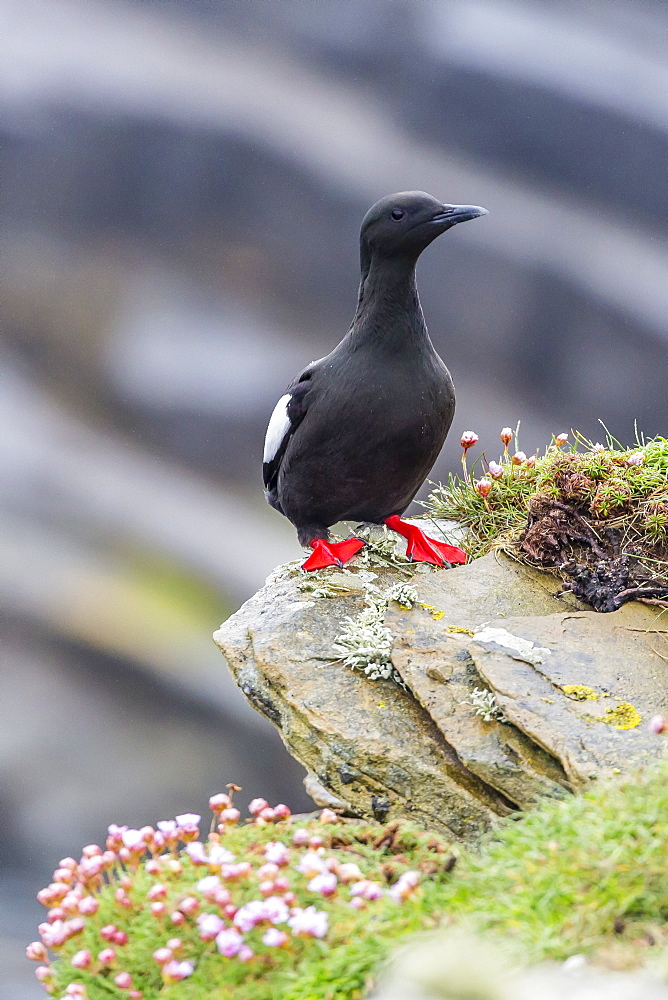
[352,255,429,351]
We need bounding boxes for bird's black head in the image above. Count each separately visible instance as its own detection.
[359,191,488,276]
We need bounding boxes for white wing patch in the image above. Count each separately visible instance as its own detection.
[263,393,292,463]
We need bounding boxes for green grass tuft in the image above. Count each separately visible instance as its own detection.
[424,432,668,566]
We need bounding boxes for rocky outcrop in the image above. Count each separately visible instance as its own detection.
[214,522,668,840]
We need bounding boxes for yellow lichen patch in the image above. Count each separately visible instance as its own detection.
[540,697,555,704]
[445,625,475,636]
[562,685,599,701]
[419,603,445,620]
[601,702,642,731]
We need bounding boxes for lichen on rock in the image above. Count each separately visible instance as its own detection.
[214,519,668,838]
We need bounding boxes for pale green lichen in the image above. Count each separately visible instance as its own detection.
[332,604,397,682]
[386,583,419,609]
[463,687,507,724]
[332,583,411,684]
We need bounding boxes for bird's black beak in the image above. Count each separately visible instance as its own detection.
[431,204,488,226]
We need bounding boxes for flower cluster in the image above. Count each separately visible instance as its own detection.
[28,791,429,998]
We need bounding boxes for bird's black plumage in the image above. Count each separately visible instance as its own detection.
[263,191,487,554]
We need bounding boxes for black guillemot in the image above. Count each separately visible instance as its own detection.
[263,191,488,571]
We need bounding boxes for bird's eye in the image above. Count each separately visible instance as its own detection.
[390,208,405,221]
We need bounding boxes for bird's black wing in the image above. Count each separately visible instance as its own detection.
[262,361,320,502]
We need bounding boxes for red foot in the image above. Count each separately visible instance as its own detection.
[384,515,468,566]
[302,537,366,571]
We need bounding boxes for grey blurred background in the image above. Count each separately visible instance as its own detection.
[2,0,666,995]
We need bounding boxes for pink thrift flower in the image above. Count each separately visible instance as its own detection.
[234,896,289,932]
[295,851,327,877]
[257,862,280,880]
[64,985,88,998]
[114,972,133,989]
[162,959,194,982]
[214,886,232,907]
[288,905,329,939]
[78,896,99,916]
[273,803,292,820]
[71,949,92,970]
[35,966,53,983]
[185,842,208,865]
[262,927,289,948]
[512,451,527,465]
[309,835,324,848]
[350,896,366,910]
[175,813,201,828]
[337,862,362,883]
[157,820,178,838]
[53,867,76,884]
[207,844,236,868]
[389,870,420,902]
[180,896,200,917]
[81,844,102,858]
[264,842,291,866]
[26,941,48,961]
[170,910,185,926]
[150,901,167,918]
[100,924,118,941]
[147,883,168,901]
[215,927,244,958]
[555,433,569,446]
[221,861,252,880]
[248,798,269,816]
[196,912,225,941]
[121,829,145,851]
[319,808,338,823]
[292,829,310,847]
[500,427,513,446]
[113,930,129,946]
[649,715,667,734]
[106,825,128,849]
[238,944,254,962]
[350,879,383,901]
[98,948,116,966]
[475,478,492,498]
[307,872,338,897]
[218,807,241,826]
[460,431,478,450]
[40,920,68,948]
[166,937,183,951]
[78,856,103,879]
[627,452,644,467]
[258,806,277,822]
[197,874,222,899]
[592,442,605,453]
[488,461,504,480]
[209,793,231,812]
[152,947,173,965]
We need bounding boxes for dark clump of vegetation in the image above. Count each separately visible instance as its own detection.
[425,427,668,612]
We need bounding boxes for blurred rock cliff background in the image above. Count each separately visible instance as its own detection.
[2,0,666,995]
